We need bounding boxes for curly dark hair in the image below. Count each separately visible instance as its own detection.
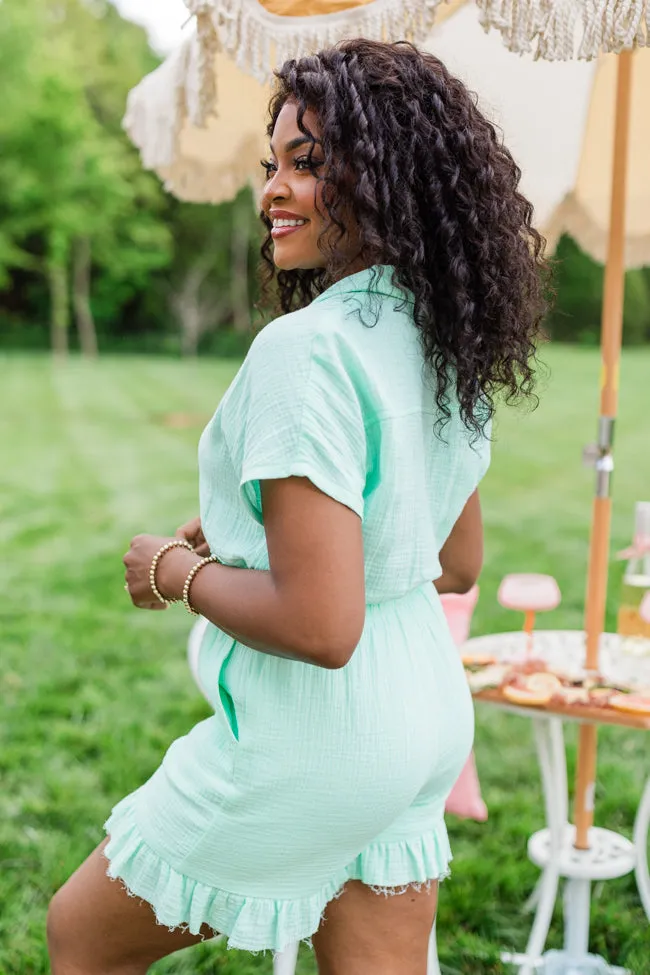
[260,39,549,438]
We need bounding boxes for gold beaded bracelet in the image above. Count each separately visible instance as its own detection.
[182,555,221,616]
[149,539,194,606]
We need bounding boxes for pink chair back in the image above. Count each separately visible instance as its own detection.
[440,584,487,822]
[440,585,480,645]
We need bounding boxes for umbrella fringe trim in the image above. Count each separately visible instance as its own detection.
[476,0,649,59]
[123,31,215,162]
[193,9,220,126]
[123,28,269,203]
[184,0,441,97]
[122,42,192,170]
[579,0,649,58]
[183,0,650,85]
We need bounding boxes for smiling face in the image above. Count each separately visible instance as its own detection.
[261,102,332,271]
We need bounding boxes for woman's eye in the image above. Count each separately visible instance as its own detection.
[261,159,277,180]
[294,156,323,173]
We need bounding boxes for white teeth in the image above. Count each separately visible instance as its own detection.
[273,218,307,228]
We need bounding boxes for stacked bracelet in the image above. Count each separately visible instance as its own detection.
[182,555,221,616]
[149,539,194,606]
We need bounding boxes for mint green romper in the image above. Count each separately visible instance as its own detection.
[104,266,491,953]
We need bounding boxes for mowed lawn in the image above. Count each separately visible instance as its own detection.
[1,348,649,975]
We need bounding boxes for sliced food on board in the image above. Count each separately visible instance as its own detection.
[462,653,650,714]
[609,692,650,716]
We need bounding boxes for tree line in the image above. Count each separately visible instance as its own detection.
[0,0,262,358]
[0,0,648,356]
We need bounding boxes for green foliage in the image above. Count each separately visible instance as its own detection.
[0,0,262,355]
[0,0,172,347]
[2,349,650,973]
[547,236,650,345]
[622,268,650,345]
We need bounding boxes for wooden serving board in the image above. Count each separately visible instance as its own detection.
[473,686,650,731]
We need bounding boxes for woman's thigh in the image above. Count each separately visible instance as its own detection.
[47,839,213,975]
[312,880,438,975]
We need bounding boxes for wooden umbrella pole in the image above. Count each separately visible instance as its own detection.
[573,49,634,850]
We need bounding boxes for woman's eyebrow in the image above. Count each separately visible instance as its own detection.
[269,136,320,155]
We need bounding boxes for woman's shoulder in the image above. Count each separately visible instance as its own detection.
[247,301,357,364]
[250,306,318,349]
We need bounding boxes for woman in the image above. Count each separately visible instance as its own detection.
[48,40,546,974]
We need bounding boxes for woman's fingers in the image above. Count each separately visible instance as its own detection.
[175,516,203,548]
[175,517,211,555]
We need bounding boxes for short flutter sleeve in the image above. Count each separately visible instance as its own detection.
[222,316,370,522]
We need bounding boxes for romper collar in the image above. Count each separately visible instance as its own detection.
[312,265,414,306]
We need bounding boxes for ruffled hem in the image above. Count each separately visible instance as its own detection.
[104,794,452,953]
[347,827,452,890]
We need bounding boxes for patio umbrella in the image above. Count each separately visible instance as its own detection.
[124,6,650,267]
[124,0,457,204]
[126,0,650,857]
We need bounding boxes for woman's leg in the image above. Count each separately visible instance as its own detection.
[312,880,438,975]
[49,842,438,975]
[47,839,213,975]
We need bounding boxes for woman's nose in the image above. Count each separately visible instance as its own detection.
[262,173,290,209]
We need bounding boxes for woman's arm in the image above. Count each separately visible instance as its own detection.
[434,490,483,595]
[155,476,366,670]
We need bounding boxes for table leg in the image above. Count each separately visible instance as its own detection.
[533,717,568,841]
[563,878,591,957]
[520,864,561,975]
[517,718,569,973]
[633,776,650,922]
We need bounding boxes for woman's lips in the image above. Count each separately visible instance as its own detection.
[271,223,308,240]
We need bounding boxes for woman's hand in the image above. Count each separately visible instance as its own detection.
[175,516,210,557]
[435,491,483,595]
[123,534,190,609]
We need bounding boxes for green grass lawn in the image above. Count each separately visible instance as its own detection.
[2,348,649,974]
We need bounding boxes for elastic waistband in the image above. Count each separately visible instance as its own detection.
[366,581,442,612]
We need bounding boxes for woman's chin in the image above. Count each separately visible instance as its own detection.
[272,254,297,271]
[272,244,325,272]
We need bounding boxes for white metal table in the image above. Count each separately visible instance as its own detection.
[463,630,650,974]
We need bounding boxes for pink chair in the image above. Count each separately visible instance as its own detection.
[440,586,488,823]
[440,585,480,644]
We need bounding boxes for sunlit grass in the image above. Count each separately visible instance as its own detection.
[2,349,649,974]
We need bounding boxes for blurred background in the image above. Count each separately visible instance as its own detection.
[1,2,649,974]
